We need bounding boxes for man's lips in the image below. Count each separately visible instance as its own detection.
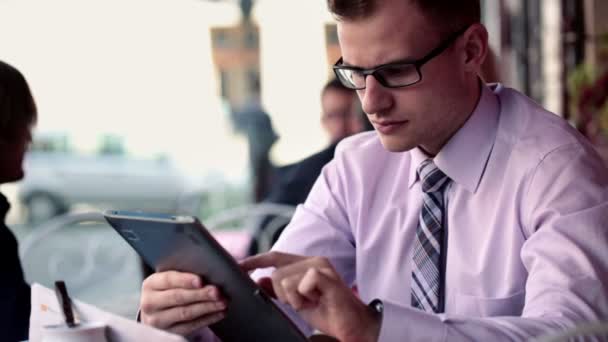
[372,120,408,134]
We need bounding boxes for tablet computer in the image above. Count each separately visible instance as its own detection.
[103,210,307,342]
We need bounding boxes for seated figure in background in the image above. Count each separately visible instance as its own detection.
[247,78,366,255]
[0,59,38,342]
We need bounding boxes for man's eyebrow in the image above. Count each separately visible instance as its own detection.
[341,56,418,69]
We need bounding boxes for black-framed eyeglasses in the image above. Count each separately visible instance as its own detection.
[333,26,470,90]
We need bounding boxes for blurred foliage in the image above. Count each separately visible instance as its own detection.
[600,96,608,134]
[567,34,608,137]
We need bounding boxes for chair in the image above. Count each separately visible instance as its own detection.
[19,211,143,318]
[204,203,296,257]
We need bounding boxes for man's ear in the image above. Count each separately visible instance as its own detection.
[462,23,489,74]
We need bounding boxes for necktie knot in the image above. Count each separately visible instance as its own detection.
[417,159,451,193]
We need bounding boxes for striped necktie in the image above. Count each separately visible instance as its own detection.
[411,159,451,313]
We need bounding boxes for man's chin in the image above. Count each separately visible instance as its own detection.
[377,135,416,153]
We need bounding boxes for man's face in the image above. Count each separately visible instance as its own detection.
[337,0,471,153]
[0,122,32,183]
[321,89,363,143]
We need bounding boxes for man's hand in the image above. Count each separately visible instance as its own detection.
[140,271,227,336]
[240,252,381,342]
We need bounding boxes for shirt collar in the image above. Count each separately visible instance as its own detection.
[408,83,501,193]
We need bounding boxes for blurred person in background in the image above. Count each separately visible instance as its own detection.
[0,59,37,342]
[230,98,279,203]
[318,77,367,146]
[266,77,366,206]
[246,78,366,255]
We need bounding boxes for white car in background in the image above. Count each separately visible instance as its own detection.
[17,134,205,223]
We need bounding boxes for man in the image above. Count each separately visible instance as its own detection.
[0,60,37,341]
[139,0,608,340]
[266,77,363,207]
[230,99,279,203]
[319,78,366,146]
[247,78,364,255]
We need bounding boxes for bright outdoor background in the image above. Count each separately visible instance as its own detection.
[0,0,606,318]
[0,0,340,317]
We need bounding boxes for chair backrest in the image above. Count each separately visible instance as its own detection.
[204,203,296,256]
[19,211,142,318]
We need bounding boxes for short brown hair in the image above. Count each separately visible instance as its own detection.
[0,60,37,140]
[327,0,480,34]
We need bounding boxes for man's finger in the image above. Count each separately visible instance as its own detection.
[297,267,339,304]
[143,286,221,313]
[271,271,289,305]
[167,311,227,336]
[145,301,227,330]
[316,266,341,282]
[280,274,306,310]
[271,257,335,284]
[297,267,336,299]
[143,271,203,291]
[298,284,321,304]
[240,251,304,271]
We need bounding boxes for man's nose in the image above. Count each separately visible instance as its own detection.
[360,76,392,116]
